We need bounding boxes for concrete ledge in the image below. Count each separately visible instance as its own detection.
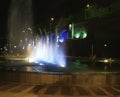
[0,71,120,86]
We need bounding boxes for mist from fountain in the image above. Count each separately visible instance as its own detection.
[7,0,33,55]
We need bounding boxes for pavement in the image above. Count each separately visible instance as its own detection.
[0,82,120,97]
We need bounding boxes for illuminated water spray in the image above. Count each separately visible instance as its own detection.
[8,0,33,55]
[29,30,68,67]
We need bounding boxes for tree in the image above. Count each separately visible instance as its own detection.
[85,4,109,19]
[108,0,120,14]
[85,1,120,19]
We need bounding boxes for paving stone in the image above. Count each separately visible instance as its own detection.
[114,86,120,91]
[76,86,91,96]
[0,82,120,97]
[44,86,59,95]
[103,86,120,96]
[61,86,73,96]
[31,85,44,94]
[91,87,107,96]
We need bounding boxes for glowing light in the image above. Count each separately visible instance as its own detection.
[75,32,80,38]
[5,49,8,51]
[59,39,64,43]
[82,32,87,38]
[59,29,69,43]
[103,58,114,63]
[74,27,87,39]
[104,44,107,47]
[60,64,65,67]
[87,4,90,8]
[50,17,54,21]
[69,24,72,28]
[14,45,17,48]
[28,43,31,46]
[25,66,32,72]
[104,59,109,63]
[28,57,34,63]
[39,63,44,65]
[74,31,87,39]
[22,47,25,49]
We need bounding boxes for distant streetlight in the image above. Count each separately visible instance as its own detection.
[69,24,72,29]
[50,17,54,21]
[104,44,107,47]
[86,4,90,8]
[50,17,55,31]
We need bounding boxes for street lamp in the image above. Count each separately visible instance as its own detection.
[50,17,54,21]
[86,4,90,8]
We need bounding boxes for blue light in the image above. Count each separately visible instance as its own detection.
[29,31,66,67]
[59,29,69,43]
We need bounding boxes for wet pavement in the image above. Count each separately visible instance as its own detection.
[0,82,119,97]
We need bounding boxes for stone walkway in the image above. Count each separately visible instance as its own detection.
[0,82,120,97]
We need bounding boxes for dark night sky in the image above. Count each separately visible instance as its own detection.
[0,0,114,23]
[32,0,114,23]
[0,0,119,39]
[32,0,86,24]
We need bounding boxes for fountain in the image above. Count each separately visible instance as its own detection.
[7,0,67,68]
[0,0,119,87]
[29,30,67,67]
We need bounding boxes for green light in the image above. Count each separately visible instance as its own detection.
[75,32,80,38]
[74,30,87,39]
[81,31,87,39]
[72,23,74,39]
[72,25,87,39]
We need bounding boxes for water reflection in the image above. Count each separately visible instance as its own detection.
[0,59,120,73]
